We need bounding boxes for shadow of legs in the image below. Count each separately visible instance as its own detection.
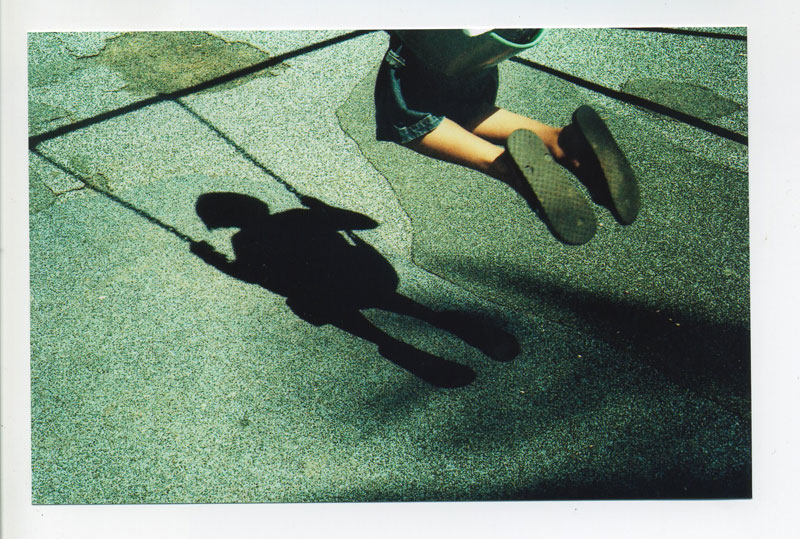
[381,293,520,362]
[331,311,477,388]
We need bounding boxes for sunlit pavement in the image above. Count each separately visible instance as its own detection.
[28,29,749,503]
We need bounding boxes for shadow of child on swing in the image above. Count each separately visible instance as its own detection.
[190,192,519,388]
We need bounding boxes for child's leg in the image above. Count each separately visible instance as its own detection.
[465,104,640,225]
[404,105,577,180]
[404,117,510,180]
[465,104,573,166]
[403,114,597,245]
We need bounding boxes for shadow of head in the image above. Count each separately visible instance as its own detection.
[193,191,400,310]
[196,191,271,230]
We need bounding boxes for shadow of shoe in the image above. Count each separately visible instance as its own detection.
[437,310,520,362]
[379,342,477,388]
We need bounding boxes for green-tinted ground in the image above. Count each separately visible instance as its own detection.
[28,29,749,503]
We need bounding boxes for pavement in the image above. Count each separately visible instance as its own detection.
[28,28,749,503]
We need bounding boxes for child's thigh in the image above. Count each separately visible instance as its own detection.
[405,117,505,175]
[468,106,556,144]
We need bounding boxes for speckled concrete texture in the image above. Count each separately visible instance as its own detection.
[29,29,749,504]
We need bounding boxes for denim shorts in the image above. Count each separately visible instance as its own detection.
[374,36,500,144]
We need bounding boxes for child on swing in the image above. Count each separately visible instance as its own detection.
[374,29,640,245]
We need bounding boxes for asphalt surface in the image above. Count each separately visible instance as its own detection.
[28,29,749,503]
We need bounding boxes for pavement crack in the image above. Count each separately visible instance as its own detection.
[101,83,130,93]
[57,32,113,59]
[69,50,104,59]
[335,80,416,260]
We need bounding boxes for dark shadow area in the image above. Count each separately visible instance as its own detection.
[566,291,750,416]
[30,147,520,388]
[509,460,751,500]
[29,30,376,149]
[190,192,520,388]
[442,256,750,418]
[618,27,747,41]
[325,459,751,501]
[509,56,748,145]
[28,150,750,500]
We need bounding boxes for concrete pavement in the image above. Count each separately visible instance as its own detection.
[28,28,749,503]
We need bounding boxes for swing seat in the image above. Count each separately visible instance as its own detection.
[392,28,546,77]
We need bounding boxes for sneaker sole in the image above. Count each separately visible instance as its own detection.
[506,129,596,245]
[572,105,640,225]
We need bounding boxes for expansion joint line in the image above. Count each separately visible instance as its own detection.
[617,27,747,41]
[27,30,381,246]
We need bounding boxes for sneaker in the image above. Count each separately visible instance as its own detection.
[560,105,640,225]
[506,129,597,245]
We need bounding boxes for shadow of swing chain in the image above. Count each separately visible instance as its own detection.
[31,99,356,246]
[28,30,376,150]
[173,99,303,202]
[509,57,748,146]
[28,31,377,241]
[28,98,358,247]
[174,99,362,244]
[31,148,196,244]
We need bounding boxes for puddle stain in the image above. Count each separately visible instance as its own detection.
[91,31,282,95]
[620,78,741,121]
[56,32,116,59]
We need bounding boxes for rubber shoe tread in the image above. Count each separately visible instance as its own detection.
[506,129,596,245]
[572,105,640,225]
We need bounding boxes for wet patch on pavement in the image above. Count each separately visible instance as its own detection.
[620,78,741,121]
[28,33,82,88]
[91,31,283,95]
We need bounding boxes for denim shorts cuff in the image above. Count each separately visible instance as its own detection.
[394,114,444,144]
